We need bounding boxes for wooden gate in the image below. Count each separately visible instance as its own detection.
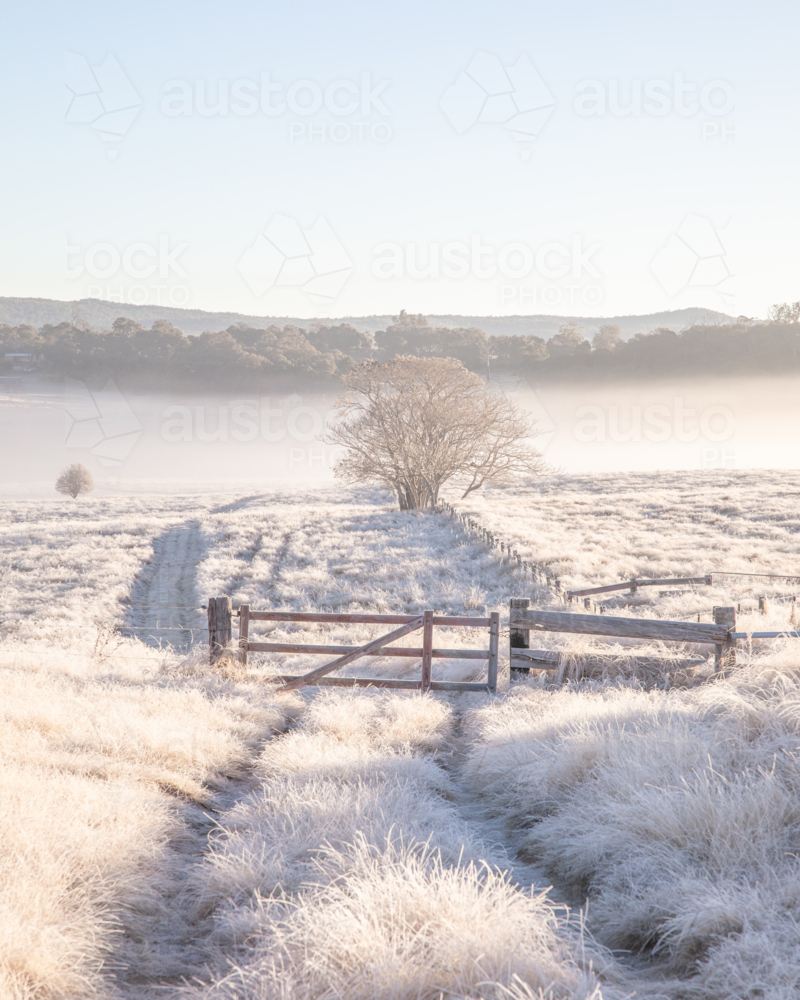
[207,598,499,693]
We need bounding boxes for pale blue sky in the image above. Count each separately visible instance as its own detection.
[2,0,797,321]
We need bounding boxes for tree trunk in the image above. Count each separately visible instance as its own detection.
[398,483,418,510]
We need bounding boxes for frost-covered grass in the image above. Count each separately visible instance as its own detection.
[0,493,300,998]
[462,644,800,998]
[454,469,800,605]
[2,473,800,999]
[0,637,296,998]
[180,690,611,1000]
[0,494,208,638]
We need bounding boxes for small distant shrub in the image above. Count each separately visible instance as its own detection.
[55,463,94,499]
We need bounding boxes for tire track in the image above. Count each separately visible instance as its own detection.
[123,519,206,650]
[111,506,298,996]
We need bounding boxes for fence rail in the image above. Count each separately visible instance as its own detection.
[246,610,491,627]
[246,642,489,659]
[509,598,739,672]
[731,630,800,639]
[207,598,499,694]
[509,607,729,643]
[566,575,713,600]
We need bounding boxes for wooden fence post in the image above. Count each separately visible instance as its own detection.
[239,604,250,667]
[487,611,500,693]
[208,596,232,664]
[421,609,434,692]
[713,606,737,671]
[759,596,769,615]
[510,598,530,673]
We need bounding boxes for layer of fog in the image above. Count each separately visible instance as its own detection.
[1,374,798,496]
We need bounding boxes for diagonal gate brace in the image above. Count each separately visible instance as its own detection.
[278,616,425,692]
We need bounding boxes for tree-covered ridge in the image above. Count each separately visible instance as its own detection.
[489,313,800,377]
[2,305,799,385]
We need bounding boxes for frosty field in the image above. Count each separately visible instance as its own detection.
[1,471,800,999]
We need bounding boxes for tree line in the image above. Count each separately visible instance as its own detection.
[2,304,799,386]
[0,318,368,387]
[488,309,800,378]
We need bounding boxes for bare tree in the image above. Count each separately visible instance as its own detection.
[325,356,550,510]
[768,301,800,323]
[55,463,94,499]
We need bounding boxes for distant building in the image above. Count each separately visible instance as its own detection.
[3,352,35,371]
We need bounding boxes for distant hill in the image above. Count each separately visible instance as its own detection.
[0,297,732,340]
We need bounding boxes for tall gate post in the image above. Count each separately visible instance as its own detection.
[238,604,250,667]
[421,609,434,692]
[208,596,232,664]
[487,611,500,693]
[713,606,737,671]
[509,598,530,674]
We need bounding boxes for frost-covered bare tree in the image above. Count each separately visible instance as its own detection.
[55,463,94,499]
[326,356,549,510]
